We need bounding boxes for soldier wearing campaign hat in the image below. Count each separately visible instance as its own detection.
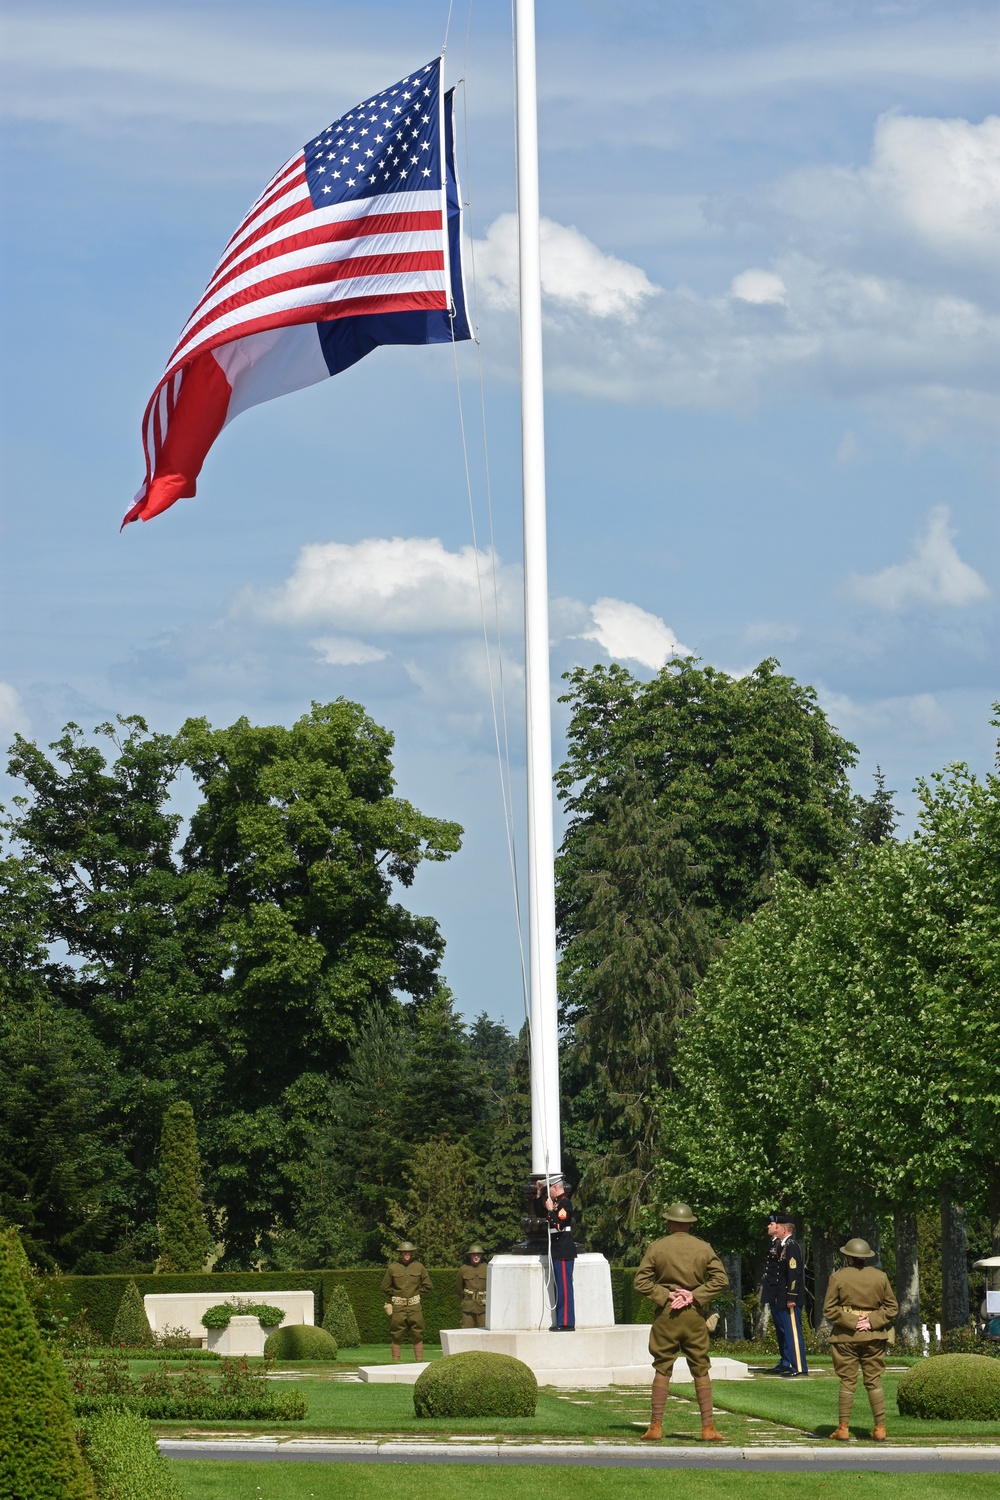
[760,1212,808,1377]
[381,1240,432,1363]
[455,1244,488,1328]
[633,1202,729,1443]
[823,1238,898,1442]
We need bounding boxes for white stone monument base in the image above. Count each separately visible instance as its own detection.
[207,1315,270,1358]
[486,1253,615,1330]
[359,1362,430,1384]
[440,1327,749,1386]
[143,1290,314,1348]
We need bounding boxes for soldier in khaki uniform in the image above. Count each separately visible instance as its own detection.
[634,1202,729,1443]
[455,1244,488,1328]
[823,1237,898,1442]
[381,1240,433,1363]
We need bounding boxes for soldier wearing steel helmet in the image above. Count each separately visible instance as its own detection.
[823,1237,898,1442]
[455,1244,488,1328]
[381,1240,432,1363]
[633,1202,729,1443]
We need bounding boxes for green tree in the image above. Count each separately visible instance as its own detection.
[558,768,719,1260]
[0,1228,96,1499]
[387,1135,482,1264]
[476,1028,532,1253]
[1,701,464,1269]
[156,1102,212,1273]
[557,658,858,928]
[110,1279,154,1347]
[407,987,487,1146]
[852,766,899,847]
[322,1284,361,1346]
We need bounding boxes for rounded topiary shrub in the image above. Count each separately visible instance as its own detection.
[413,1352,537,1419]
[263,1325,338,1362]
[897,1354,1000,1421]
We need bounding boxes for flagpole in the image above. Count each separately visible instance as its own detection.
[514,0,561,1179]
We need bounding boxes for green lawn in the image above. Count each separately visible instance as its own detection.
[711,1375,1000,1442]
[171,1463,999,1500]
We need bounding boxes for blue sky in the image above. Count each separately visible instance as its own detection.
[2,0,998,1027]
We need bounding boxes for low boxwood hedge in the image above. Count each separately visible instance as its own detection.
[897,1354,1000,1421]
[264,1325,339,1362]
[77,1411,182,1500]
[413,1352,537,1418]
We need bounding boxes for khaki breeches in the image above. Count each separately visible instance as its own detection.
[390,1305,425,1341]
[648,1305,711,1379]
[460,1310,486,1329]
[830,1339,888,1421]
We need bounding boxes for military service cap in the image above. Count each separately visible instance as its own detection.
[769,1212,796,1226]
[664,1201,697,1223]
[839,1237,876,1259]
[397,1241,416,1254]
[467,1245,485,1256]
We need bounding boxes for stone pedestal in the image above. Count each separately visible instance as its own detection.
[431,1253,749,1388]
[207,1315,269,1357]
[486,1253,615,1330]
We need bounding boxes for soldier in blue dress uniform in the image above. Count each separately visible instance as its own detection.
[532,1177,577,1330]
[760,1213,808,1376]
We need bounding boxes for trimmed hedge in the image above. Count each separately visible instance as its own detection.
[897,1354,1000,1421]
[56,1265,651,1344]
[201,1301,284,1328]
[414,1352,537,1418]
[111,1281,154,1348]
[0,1229,96,1500]
[323,1283,361,1347]
[78,1411,182,1500]
[264,1324,339,1361]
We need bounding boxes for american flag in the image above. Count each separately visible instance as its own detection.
[124,58,470,526]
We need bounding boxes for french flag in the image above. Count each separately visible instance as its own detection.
[124,58,470,526]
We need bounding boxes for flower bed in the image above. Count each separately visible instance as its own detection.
[66,1353,306,1421]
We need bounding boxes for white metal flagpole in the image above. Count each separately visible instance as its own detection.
[514,0,561,1178]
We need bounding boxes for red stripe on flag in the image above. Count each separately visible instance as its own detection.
[203,210,446,303]
[174,252,446,359]
[168,290,449,375]
[124,352,233,525]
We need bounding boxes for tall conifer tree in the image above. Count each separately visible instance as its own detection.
[156,1101,211,1273]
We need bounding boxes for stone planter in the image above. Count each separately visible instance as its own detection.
[206,1315,272,1357]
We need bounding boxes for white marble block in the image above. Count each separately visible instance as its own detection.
[143,1289,314,1347]
[485,1253,615,1331]
[207,1315,269,1357]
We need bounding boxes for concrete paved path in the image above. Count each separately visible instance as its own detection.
[160,1438,1000,1473]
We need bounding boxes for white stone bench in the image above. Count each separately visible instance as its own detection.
[143,1290,315,1356]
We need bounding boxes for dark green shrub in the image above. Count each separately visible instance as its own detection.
[77,1411,182,1500]
[322,1283,361,1346]
[201,1300,284,1328]
[897,1354,1000,1421]
[264,1324,339,1361]
[0,1229,96,1499]
[156,1101,212,1273]
[111,1280,154,1348]
[413,1352,536,1418]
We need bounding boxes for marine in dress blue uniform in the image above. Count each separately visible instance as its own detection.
[532,1178,577,1330]
[760,1213,808,1376]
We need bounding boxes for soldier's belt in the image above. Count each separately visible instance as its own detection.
[391,1295,422,1306]
[472,1290,487,1303]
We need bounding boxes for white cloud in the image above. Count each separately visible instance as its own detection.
[731,269,787,305]
[848,506,990,611]
[473,215,656,320]
[250,536,522,633]
[818,687,952,740]
[861,113,1000,262]
[581,598,691,669]
[311,636,387,666]
[0,683,28,740]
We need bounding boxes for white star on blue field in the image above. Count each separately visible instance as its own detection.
[1,0,997,1025]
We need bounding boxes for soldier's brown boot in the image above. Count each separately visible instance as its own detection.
[873,1424,886,1442]
[830,1422,851,1441]
[694,1376,724,1442]
[640,1374,670,1440]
